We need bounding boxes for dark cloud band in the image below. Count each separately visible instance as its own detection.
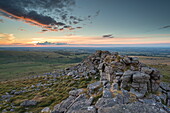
[159,25,170,29]
[36,41,68,45]
[0,0,97,32]
[103,34,114,38]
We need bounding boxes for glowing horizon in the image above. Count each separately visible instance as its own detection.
[0,0,170,47]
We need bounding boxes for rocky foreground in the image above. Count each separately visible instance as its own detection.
[51,50,170,113]
[1,50,170,113]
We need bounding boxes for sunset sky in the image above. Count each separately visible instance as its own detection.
[0,0,170,47]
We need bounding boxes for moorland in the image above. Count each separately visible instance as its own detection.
[0,47,169,112]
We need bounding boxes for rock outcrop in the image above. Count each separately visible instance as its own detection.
[50,50,170,113]
[63,50,161,98]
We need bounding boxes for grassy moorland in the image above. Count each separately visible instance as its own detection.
[0,49,169,112]
[0,76,99,113]
[0,50,89,81]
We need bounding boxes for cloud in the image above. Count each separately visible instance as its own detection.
[0,19,3,23]
[159,25,170,29]
[65,34,76,36]
[143,25,170,33]
[37,29,48,33]
[76,27,82,29]
[36,41,68,45]
[102,34,114,38]
[19,29,26,31]
[0,33,16,44]
[18,27,26,31]
[0,0,100,32]
[96,10,100,16]
[64,25,71,29]
[36,41,54,45]
[55,43,68,45]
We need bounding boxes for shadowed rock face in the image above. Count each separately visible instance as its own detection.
[50,50,170,113]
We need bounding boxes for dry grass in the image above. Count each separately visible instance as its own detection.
[132,56,170,65]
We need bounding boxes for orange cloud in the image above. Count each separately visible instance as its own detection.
[0,9,61,33]
[0,9,48,26]
[0,9,57,32]
[0,33,16,44]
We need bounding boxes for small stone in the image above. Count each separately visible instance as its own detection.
[2,109,7,113]
[133,72,150,83]
[41,107,51,113]
[130,88,145,98]
[14,90,23,95]
[95,98,117,108]
[122,56,131,64]
[112,83,119,90]
[67,71,74,76]
[103,89,113,98]
[10,109,15,112]
[115,72,123,76]
[20,100,37,106]
[31,85,35,88]
[1,94,13,99]
[131,57,139,64]
[141,67,153,75]
[89,70,97,75]
[87,81,101,91]
[69,89,84,97]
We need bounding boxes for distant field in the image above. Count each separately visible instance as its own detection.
[0,51,89,81]
[0,50,169,83]
[136,56,170,65]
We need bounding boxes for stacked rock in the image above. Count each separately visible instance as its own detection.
[65,50,161,98]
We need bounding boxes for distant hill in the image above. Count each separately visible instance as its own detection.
[0,50,89,81]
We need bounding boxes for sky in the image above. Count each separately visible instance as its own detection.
[0,0,170,47]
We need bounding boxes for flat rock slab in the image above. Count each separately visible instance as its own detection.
[20,100,37,107]
[87,81,101,91]
[98,103,167,113]
[95,98,117,108]
[103,89,113,98]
